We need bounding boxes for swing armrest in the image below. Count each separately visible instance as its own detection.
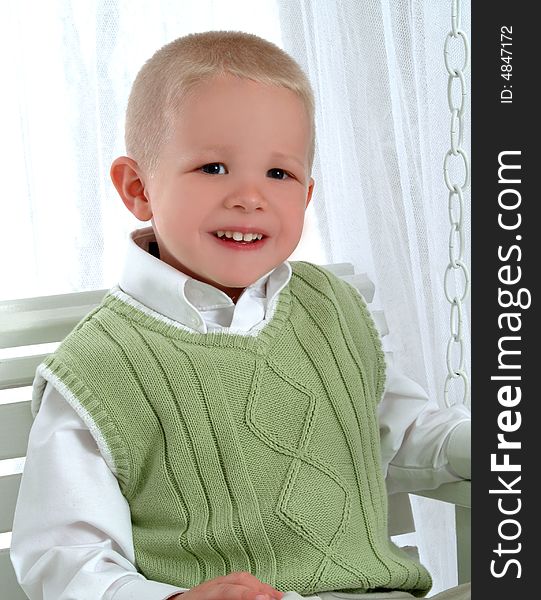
[411,480,471,584]
[411,479,471,508]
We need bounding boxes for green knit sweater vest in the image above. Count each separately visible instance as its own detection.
[36,261,431,596]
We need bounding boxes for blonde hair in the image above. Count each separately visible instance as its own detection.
[125,30,316,176]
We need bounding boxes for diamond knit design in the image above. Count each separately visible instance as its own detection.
[35,261,432,597]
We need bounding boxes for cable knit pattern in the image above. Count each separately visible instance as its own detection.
[35,261,431,597]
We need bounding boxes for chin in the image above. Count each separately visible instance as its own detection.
[219,279,256,289]
[210,265,278,290]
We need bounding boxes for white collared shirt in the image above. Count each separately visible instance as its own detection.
[10,227,471,600]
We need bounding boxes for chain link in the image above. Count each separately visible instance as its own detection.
[443,0,470,407]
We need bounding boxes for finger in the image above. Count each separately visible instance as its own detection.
[201,582,273,600]
[258,582,284,599]
[194,572,282,600]
[220,571,280,593]
[225,572,282,599]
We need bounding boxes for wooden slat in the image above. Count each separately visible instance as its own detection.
[320,262,355,277]
[0,355,48,391]
[0,402,33,460]
[0,474,21,533]
[0,548,27,599]
[372,310,389,337]
[0,267,371,347]
[411,481,471,583]
[411,480,471,508]
[456,504,471,584]
[342,273,375,303]
[388,492,415,536]
[0,289,106,349]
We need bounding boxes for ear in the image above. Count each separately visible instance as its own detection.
[110,156,153,221]
[305,177,315,209]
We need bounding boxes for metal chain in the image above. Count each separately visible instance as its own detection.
[443,0,470,408]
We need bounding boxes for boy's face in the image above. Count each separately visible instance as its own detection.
[132,75,314,298]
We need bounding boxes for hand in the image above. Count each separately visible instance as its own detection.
[170,571,284,600]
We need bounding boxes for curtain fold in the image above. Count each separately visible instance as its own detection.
[1,0,283,300]
[278,1,470,594]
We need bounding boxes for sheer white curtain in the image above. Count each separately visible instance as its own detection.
[1,0,285,300]
[2,0,470,595]
[279,1,471,594]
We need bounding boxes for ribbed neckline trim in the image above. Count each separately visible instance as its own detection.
[101,271,293,356]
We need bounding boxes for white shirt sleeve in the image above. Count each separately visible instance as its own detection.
[10,382,186,600]
[379,353,471,495]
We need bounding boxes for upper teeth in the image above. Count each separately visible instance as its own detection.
[215,231,263,241]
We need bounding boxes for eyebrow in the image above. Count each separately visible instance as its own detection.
[197,145,305,169]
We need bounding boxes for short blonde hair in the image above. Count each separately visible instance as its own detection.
[125,30,316,176]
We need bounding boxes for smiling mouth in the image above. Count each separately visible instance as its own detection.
[212,230,266,243]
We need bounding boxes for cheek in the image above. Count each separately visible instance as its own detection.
[283,199,307,231]
[154,199,193,231]
[278,207,306,250]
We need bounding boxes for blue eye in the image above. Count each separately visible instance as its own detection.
[200,163,227,175]
[268,168,290,180]
[199,164,291,179]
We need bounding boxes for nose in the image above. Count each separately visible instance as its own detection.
[223,181,267,212]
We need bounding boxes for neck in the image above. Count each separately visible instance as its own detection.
[226,288,245,304]
[151,239,246,304]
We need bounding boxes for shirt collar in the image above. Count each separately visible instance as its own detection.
[118,227,291,333]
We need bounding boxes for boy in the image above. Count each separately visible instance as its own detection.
[11,31,471,600]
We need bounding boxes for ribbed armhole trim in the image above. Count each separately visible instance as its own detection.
[291,261,387,403]
[346,283,387,404]
[34,361,131,486]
